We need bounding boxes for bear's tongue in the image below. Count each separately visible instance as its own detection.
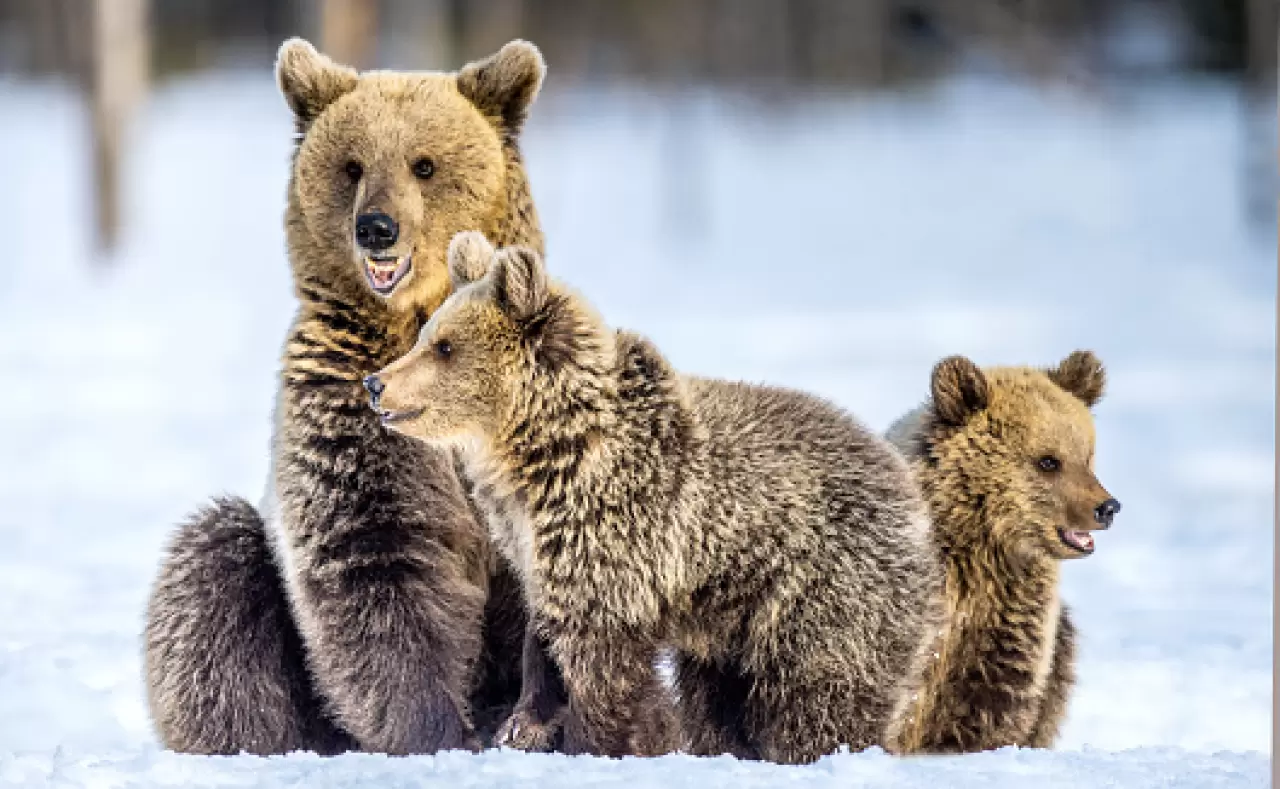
[1059,529,1095,553]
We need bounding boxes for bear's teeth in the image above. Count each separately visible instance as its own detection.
[363,256,411,293]
[366,257,402,275]
[1062,529,1094,551]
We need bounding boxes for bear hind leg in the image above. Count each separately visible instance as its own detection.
[673,653,759,760]
[746,662,889,765]
[144,496,352,755]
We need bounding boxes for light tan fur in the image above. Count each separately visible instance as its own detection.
[884,352,1117,754]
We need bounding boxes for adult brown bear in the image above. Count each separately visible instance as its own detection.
[143,38,545,756]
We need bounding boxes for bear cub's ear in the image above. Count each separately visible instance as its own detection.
[492,246,550,322]
[1047,350,1106,407]
[457,40,546,132]
[931,355,990,426]
[276,38,358,125]
[448,232,496,288]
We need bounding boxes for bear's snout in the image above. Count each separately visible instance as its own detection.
[1093,497,1121,528]
[355,212,399,251]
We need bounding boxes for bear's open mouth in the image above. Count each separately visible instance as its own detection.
[1057,528,1095,555]
[379,407,423,427]
[363,254,412,295]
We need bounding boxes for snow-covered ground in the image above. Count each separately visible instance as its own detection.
[0,71,1272,787]
[0,746,1269,788]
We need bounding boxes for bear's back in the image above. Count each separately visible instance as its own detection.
[685,377,898,484]
[682,376,927,552]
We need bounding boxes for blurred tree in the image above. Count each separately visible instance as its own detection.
[320,0,378,69]
[90,0,148,255]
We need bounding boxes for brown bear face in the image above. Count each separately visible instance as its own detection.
[369,232,602,447]
[276,38,544,315]
[927,351,1119,562]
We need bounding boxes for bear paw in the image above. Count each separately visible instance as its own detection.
[496,706,563,753]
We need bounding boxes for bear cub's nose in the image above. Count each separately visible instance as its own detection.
[363,374,385,408]
[1094,498,1121,527]
[355,212,399,251]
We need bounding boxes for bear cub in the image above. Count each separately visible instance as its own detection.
[365,233,941,764]
[884,352,1120,753]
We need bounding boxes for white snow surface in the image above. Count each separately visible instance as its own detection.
[0,71,1272,787]
[0,746,1269,788]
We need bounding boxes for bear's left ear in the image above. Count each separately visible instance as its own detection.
[276,38,358,128]
[931,355,990,427]
[492,246,549,322]
[1047,350,1106,407]
[456,40,545,134]
[448,231,496,288]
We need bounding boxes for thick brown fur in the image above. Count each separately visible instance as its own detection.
[144,497,355,755]
[369,235,942,764]
[883,352,1117,754]
[144,39,546,755]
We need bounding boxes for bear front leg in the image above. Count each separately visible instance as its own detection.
[1025,606,1077,748]
[910,638,1050,753]
[548,625,663,757]
[280,442,492,755]
[294,562,485,755]
[496,622,569,752]
[467,557,531,745]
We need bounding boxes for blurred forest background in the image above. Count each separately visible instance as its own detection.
[0,0,1275,251]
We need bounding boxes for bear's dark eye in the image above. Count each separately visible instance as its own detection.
[1037,455,1061,472]
[412,158,435,180]
[434,339,453,360]
[344,161,363,182]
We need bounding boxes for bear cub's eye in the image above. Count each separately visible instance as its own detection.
[413,158,435,180]
[433,339,453,360]
[1037,455,1061,472]
[344,161,363,182]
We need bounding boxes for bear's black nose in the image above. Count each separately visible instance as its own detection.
[355,213,399,251]
[1094,498,1121,527]
[363,374,385,408]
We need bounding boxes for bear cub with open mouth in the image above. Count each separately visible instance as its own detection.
[884,351,1120,753]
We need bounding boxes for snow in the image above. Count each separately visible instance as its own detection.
[0,747,1269,788]
[0,71,1272,786]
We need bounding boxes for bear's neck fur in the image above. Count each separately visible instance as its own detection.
[933,513,1061,673]
[506,328,691,498]
[889,415,1063,753]
[284,141,543,370]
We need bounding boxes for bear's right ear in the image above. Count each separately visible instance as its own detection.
[491,246,549,322]
[931,355,990,427]
[448,231,496,288]
[275,38,358,128]
[1047,350,1106,407]
[456,40,545,134]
